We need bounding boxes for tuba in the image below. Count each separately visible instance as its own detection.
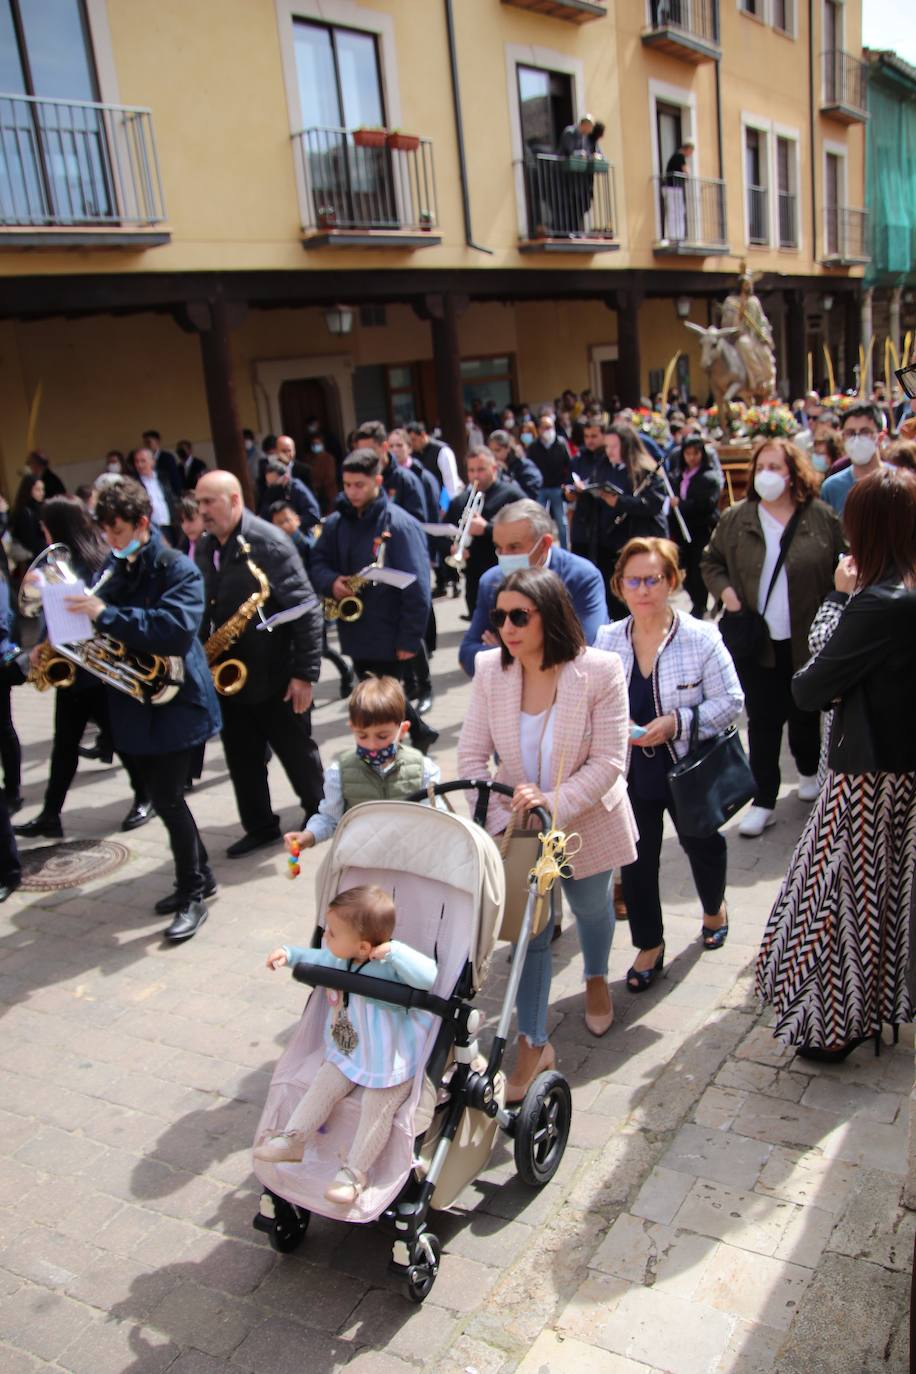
[18,544,185,705]
[321,530,390,623]
[203,537,270,695]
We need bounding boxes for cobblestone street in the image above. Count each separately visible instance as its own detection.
[0,597,911,1374]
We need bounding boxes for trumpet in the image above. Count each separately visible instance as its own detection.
[322,531,390,623]
[445,483,484,570]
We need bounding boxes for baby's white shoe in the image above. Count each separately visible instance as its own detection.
[739,805,775,837]
[254,1133,304,1163]
[797,774,820,802]
[324,1165,367,1204]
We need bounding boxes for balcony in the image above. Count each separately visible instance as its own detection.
[652,175,728,256]
[641,0,720,63]
[0,94,168,248]
[777,190,798,249]
[823,207,869,266]
[294,127,441,249]
[501,0,607,23]
[821,50,868,123]
[517,153,619,253]
[747,184,768,245]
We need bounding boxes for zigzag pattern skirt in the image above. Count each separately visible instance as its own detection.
[756,770,915,1048]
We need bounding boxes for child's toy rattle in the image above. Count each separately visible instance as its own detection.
[287,840,300,879]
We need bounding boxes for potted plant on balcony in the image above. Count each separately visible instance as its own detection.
[418,210,434,231]
[564,154,592,172]
[316,205,337,229]
[386,129,420,153]
[353,126,388,149]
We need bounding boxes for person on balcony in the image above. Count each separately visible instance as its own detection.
[662,139,694,243]
[556,113,595,236]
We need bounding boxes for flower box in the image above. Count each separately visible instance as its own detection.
[386,132,420,153]
[564,156,592,172]
[353,127,388,149]
[316,206,337,228]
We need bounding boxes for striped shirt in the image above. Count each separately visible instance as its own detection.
[282,940,438,1089]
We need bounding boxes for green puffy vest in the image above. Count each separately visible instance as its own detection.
[338,744,427,809]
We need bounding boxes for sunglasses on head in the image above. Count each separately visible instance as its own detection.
[490,607,536,629]
[622,575,667,590]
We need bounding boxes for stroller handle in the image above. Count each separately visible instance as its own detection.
[407,778,551,832]
[291,962,452,1018]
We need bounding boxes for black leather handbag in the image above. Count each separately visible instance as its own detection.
[667,708,756,839]
[717,510,800,664]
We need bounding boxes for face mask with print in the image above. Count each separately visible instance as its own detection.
[356,739,398,769]
[753,469,787,503]
[112,538,142,560]
[845,434,877,466]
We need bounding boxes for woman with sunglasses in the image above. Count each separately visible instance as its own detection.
[596,538,744,991]
[458,567,637,1100]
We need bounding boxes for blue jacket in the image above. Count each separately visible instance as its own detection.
[384,461,427,522]
[309,493,431,659]
[94,529,221,755]
[459,546,608,676]
[507,454,543,501]
[259,474,320,528]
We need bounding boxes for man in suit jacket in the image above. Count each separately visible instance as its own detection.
[460,499,608,675]
[177,440,207,490]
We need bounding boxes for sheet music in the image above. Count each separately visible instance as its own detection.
[420,522,460,537]
[360,567,416,590]
[42,581,93,648]
[255,599,319,631]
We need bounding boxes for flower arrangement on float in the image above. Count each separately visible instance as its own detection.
[736,404,799,440]
[634,408,672,446]
[821,392,860,413]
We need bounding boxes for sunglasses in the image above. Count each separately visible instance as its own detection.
[622,575,667,590]
[895,364,916,400]
[490,607,537,629]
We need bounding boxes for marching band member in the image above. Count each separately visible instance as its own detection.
[445,447,525,616]
[63,478,220,942]
[194,471,324,859]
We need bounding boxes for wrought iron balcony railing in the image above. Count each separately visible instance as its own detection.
[821,50,868,121]
[642,0,720,61]
[652,174,728,254]
[293,127,438,243]
[747,184,768,245]
[0,93,165,231]
[518,151,617,249]
[777,190,798,249]
[824,206,869,264]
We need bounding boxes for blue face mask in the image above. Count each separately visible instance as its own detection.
[112,538,142,560]
[497,552,530,575]
[356,739,398,769]
[811,453,830,473]
[520,432,534,447]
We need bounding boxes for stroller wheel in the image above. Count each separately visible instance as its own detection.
[268,1199,310,1254]
[513,1070,572,1188]
[403,1229,442,1302]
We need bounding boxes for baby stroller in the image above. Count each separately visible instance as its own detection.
[252,781,574,1301]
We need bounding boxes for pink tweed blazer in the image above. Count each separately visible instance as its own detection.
[457,646,638,879]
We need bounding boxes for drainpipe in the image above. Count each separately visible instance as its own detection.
[444,0,493,254]
[808,0,818,257]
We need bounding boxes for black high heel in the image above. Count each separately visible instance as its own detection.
[626,943,665,993]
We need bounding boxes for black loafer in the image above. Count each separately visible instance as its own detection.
[0,877,21,902]
[163,900,208,942]
[226,829,281,859]
[121,801,155,832]
[415,693,433,717]
[79,742,114,764]
[14,814,63,839]
[154,875,217,916]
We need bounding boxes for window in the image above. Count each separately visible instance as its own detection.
[352,363,418,429]
[0,0,112,223]
[293,21,385,131]
[460,356,516,413]
[776,135,798,247]
[386,365,418,426]
[739,0,761,15]
[745,126,769,244]
[772,0,793,33]
[824,149,842,255]
[517,66,574,155]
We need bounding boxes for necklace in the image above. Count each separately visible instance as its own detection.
[328,958,370,1055]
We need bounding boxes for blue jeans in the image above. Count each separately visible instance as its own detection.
[538,487,568,549]
[514,868,616,1046]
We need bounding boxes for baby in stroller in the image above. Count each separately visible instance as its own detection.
[256,883,437,1204]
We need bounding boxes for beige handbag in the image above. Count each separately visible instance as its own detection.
[498,814,549,944]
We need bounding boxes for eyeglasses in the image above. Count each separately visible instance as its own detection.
[490,607,537,629]
[895,364,916,400]
[622,575,667,590]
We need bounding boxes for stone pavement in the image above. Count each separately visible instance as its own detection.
[0,595,911,1374]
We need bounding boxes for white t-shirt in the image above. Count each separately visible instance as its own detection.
[436,444,462,499]
[519,706,555,789]
[757,504,791,641]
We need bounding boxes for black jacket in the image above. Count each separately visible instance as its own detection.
[528,436,570,488]
[383,461,426,522]
[195,510,323,705]
[792,580,916,774]
[446,477,526,586]
[259,474,321,528]
[589,458,669,551]
[94,529,221,755]
[668,459,721,544]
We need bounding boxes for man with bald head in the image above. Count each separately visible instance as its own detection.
[195,471,325,857]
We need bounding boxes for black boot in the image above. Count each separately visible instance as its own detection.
[155,873,217,916]
[163,899,208,942]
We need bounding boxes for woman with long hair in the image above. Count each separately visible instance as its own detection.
[667,435,722,618]
[11,473,47,564]
[14,496,152,841]
[701,437,845,836]
[585,423,668,616]
[458,567,637,1098]
[757,467,916,1060]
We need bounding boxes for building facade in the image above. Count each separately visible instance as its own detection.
[0,0,870,491]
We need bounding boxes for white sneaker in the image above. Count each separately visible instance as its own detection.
[738,806,775,837]
[797,775,820,802]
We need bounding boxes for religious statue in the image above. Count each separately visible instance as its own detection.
[684,266,777,417]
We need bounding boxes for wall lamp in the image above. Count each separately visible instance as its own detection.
[324,305,354,336]
[675,296,692,319]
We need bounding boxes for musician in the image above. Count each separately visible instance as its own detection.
[445,447,525,615]
[308,450,433,745]
[63,479,221,942]
[194,471,325,858]
[353,421,427,522]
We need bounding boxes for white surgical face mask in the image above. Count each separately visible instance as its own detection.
[540,428,556,446]
[497,536,543,575]
[845,434,877,466]
[754,469,787,503]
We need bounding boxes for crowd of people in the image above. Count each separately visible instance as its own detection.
[0,372,912,1088]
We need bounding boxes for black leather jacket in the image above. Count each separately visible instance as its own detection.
[792,580,916,774]
[195,510,322,706]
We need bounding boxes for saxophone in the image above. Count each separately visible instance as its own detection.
[204,537,270,696]
[321,530,390,623]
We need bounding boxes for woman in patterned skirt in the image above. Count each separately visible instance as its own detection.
[756,467,916,1061]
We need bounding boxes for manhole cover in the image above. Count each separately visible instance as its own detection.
[19,838,131,892]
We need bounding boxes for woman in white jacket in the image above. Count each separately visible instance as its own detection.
[596,537,744,992]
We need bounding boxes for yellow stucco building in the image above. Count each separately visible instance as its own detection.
[0,0,869,490]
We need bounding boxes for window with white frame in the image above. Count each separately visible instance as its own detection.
[745,126,769,244]
[772,0,794,33]
[739,0,762,17]
[775,135,798,246]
